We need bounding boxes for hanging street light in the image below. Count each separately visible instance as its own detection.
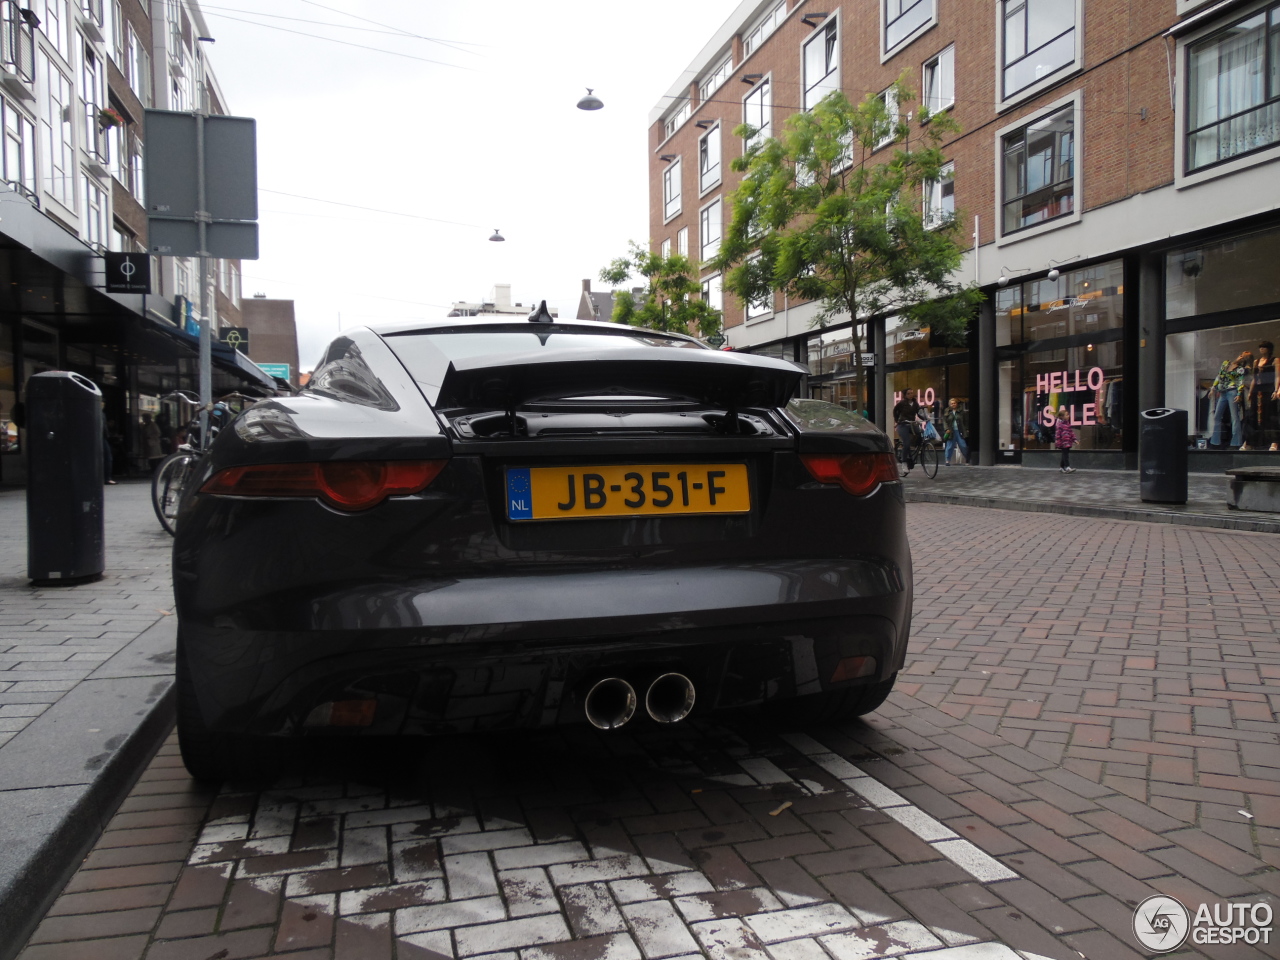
[489,229,505,242]
[577,88,604,111]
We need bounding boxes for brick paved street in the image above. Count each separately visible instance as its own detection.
[16,505,1280,960]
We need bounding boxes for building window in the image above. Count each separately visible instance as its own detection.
[81,44,105,161]
[701,274,723,313]
[700,198,721,262]
[663,99,691,140]
[1001,0,1077,101]
[699,54,733,103]
[884,0,934,55]
[40,56,75,210]
[82,175,106,248]
[1001,103,1075,235]
[40,0,67,60]
[130,133,144,202]
[875,87,900,149]
[660,238,672,259]
[1186,4,1280,173]
[924,161,955,228]
[676,226,689,257]
[745,257,772,320]
[923,45,955,115]
[2,99,35,196]
[109,0,124,65]
[698,124,721,192]
[743,78,772,149]
[803,19,839,110]
[663,158,682,220]
[744,1,787,58]
[228,262,240,307]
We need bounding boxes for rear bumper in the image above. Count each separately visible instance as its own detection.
[181,604,907,737]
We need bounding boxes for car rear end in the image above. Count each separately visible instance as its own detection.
[172,321,911,756]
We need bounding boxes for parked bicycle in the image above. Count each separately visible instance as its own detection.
[893,423,939,479]
[151,391,250,535]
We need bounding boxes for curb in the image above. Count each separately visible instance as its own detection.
[0,618,177,959]
[904,489,1280,533]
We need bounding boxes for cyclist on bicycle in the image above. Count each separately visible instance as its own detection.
[893,389,922,470]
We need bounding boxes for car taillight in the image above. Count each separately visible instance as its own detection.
[200,460,447,511]
[800,453,898,496]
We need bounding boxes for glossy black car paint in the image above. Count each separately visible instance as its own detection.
[172,319,912,740]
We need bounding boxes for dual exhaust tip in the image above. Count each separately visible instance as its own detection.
[584,673,695,730]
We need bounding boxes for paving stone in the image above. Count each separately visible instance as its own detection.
[819,920,944,958]
[622,899,702,959]
[743,902,859,943]
[690,917,773,960]
[561,882,627,937]
[521,932,642,960]
[456,914,573,957]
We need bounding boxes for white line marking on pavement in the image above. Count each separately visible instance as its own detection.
[785,737,1020,884]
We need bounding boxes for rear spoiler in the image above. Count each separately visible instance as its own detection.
[436,347,805,410]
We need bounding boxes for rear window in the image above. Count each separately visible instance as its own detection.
[383,324,705,398]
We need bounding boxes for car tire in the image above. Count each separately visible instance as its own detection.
[176,642,280,783]
[768,672,898,724]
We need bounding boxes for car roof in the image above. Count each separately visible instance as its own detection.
[364,316,701,343]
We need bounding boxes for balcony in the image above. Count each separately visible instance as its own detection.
[0,1,34,101]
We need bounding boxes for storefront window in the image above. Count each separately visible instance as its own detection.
[886,364,970,432]
[806,325,868,375]
[885,315,963,363]
[0,322,16,455]
[1166,225,1280,320]
[1166,319,1280,450]
[1019,342,1124,450]
[997,260,1124,344]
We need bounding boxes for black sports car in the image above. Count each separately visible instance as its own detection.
[172,309,912,779]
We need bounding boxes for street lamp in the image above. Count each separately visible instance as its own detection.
[489,229,505,242]
[577,88,604,111]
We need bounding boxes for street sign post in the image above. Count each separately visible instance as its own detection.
[144,108,259,441]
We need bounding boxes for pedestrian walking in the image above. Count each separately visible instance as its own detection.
[1055,410,1078,473]
[942,398,969,465]
[143,413,164,472]
[893,389,921,469]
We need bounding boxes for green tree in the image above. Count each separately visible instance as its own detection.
[599,241,723,338]
[711,82,983,412]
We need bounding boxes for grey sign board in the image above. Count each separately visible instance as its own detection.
[148,219,259,259]
[144,109,258,259]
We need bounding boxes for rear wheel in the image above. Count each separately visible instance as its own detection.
[918,441,939,479]
[767,673,898,724]
[152,452,196,536]
[893,440,909,479]
[177,640,280,783]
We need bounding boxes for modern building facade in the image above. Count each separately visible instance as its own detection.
[648,0,1280,469]
[240,296,299,389]
[0,0,269,484]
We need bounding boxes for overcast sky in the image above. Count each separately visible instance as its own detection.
[197,0,734,371]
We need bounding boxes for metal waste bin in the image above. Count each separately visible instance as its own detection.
[26,371,105,584]
[1139,407,1188,504]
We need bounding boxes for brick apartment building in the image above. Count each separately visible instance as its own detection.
[649,0,1280,469]
[0,0,270,485]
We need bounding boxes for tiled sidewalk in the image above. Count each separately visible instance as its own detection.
[0,482,178,951]
[901,466,1280,533]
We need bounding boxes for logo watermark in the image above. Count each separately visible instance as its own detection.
[1133,895,1274,952]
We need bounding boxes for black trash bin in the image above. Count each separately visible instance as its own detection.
[26,371,105,584]
[1139,407,1188,505]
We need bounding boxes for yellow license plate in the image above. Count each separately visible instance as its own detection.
[505,464,750,520]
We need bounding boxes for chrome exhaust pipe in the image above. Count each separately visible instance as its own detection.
[584,678,637,730]
[645,672,696,724]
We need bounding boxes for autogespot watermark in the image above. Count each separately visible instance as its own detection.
[1133,895,1274,952]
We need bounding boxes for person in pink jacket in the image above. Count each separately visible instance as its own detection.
[1054,410,1078,474]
